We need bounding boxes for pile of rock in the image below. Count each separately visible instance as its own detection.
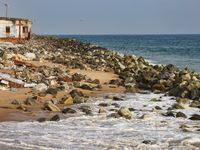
[0,34,200,122]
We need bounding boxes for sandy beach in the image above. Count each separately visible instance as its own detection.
[0,60,125,122]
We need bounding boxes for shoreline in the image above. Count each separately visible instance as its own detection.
[0,61,125,122]
[0,34,200,123]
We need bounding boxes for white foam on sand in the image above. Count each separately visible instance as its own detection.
[0,92,199,149]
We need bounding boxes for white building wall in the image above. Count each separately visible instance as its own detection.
[0,20,33,39]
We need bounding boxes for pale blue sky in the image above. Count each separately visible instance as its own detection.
[0,0,200,35]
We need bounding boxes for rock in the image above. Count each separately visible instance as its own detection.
[153,89,161,94]
[62,108,76,114]
[73,97,84,103]
[50,114,60,121]
[79,105,91,110]
[81,84,92,90]
[172,103,185,109]
[59,96,73,104]
[85,98,94,103]
[163,111,175,117]
[25,53,36,60]
[37,118,49,122]
[99,109,107,113]
[176,98,190,104]
[152,108,158,113]
[99,103,110,106]
[111,103,120,108]
[16,105,26,110]
[128,108,136,111]
[70,89,84,98]
[34,83,47,92]
[152,84,165,90]
[180,124,190,128]
[45,103,60,112]
[176,112,187,118]
[29,113,38,116]
[108,113,121,118]
[25,97,37,105]
[142,140,156,145]
[169,86,180,96]
[11,100,22,105]
[72,73,84,81]
[155,106,162,110]
[105,94,119,100]
[189,114,200,120]
[51,99,58,104]
[118,106,132,119]
[46,88,58,95]
[92,79,100,84]
[141,114,152,119]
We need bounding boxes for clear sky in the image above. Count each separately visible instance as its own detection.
[0,0,200,35]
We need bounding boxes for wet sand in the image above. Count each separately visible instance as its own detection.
[0,60,125,122]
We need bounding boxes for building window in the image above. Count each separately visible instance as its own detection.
[23,26,28,33]
[6,26,10,33]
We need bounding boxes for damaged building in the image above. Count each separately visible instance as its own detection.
[0,17,34,40]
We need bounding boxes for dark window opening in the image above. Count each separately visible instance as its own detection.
[23,26,28,33]
[6,26,10,33]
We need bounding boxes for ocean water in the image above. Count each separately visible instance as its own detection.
[53,34,200,74]
[0,35,200,149]
[0,92,200,149]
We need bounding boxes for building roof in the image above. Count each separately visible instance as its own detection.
[0,17,34,22]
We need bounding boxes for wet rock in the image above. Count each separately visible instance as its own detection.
[142,140,156,145]
[111,103,120,108]
[99,109,107,113]
[50,114,60,121]
[99,103,110,106]
[176,112,187,118]
[189,114,200,120]
[85,97,94,103]
[37,118,49,122]
[163,111,175,117]
[152,84,165,90]
[118,106,132,119]
[141,114,152,119]
[152,108,158,113]
[73,97,84,103]
[155,106,162,110]
[105,94,119,100]
[172,103,185,109]
[153,89,161,94]
[169,86,180,96]
[62,108,76,114]
[108,113,121,118]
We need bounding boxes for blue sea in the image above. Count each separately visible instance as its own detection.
[53,34,200,74]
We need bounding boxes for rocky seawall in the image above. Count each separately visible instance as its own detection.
[0,34,200,122]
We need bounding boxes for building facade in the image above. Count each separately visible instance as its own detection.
[0,17,34,40]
